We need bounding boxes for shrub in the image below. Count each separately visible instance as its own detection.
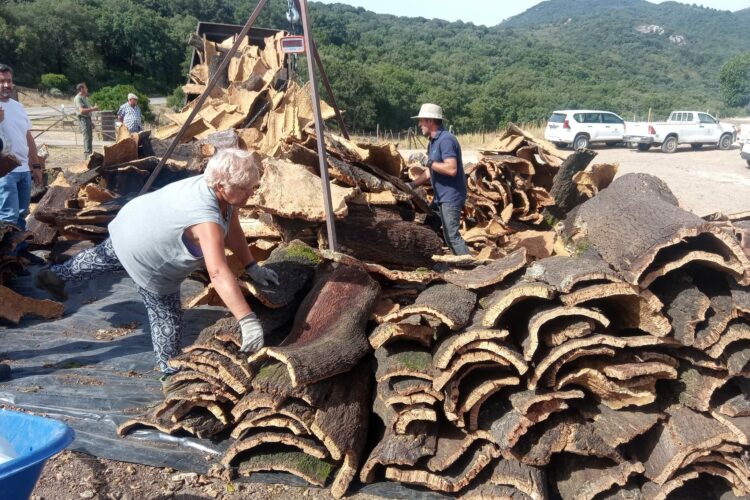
[166,85,185,111]
[40,73,70,93]
[90,84,153,122]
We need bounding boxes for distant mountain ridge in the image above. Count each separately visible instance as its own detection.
[305,0,750,130]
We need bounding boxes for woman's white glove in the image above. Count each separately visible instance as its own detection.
[246,261,280,287]
[239,312,264,353]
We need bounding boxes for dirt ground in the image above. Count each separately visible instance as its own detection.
[32,451,384,500]
[587,143,750,217]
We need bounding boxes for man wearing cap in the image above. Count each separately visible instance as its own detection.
[408,103,470,256]
[117,93,143,133]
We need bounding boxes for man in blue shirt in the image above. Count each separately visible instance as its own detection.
[408,103,470,255]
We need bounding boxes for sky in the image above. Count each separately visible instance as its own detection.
[315,0,750,26]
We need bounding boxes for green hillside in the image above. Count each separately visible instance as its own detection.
[0,0,747,132]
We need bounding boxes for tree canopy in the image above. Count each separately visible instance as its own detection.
[0,0,748,131]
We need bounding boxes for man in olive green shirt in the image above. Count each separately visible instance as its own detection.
[74,82,98,158]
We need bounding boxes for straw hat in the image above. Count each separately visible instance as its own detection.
[412,103,444,120]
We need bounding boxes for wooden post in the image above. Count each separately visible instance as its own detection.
[299,0,338,251]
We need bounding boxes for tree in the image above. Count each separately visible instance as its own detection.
[720,51,750,108]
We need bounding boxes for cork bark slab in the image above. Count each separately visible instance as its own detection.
[560,284,671,338]
[335,204,445,268]
[693,294,737,350]
[231,391,287,422]
[359,423,437,483]
[520,305,610,361]
[251,361,333,407]
[183,337,250,379]
[384,440,500,493]
[222,430,330,466]
[639,406,734,485]
[578,403,664,449]
[368,322,436,350]
[164,369,239,404]
[236,450,337,487]
[710,412,750,446]
[529,334,673,390]
[237,240,319,309]
[168,349,250,395]
[432,345,523,392]
[555,456,644,500]
[323,250,441,285]
[481,281,557,329]
[233,412,310,438]
[556,367,659,410]
[249,265,379,387]
[433,331,524,373]
[380,284,477,331]
[389,377,443,401]
[394,404,438,434]
[425,426,495,473]
[117,401,226,439]
[249,158,355,221]
[563,173,750,285]
[725,342,750,375]
[511,412,632,466]
[162,381,234,406]
[486,457,547,500]
[443,248,527,290]
[677,365,730,413]
[524,255,624,293]
[659,277,712,346]
[541,318,597,347]
[707,322,750,359]
[0,285,64,324]
[718,394,750,417]
[479,389,584,451]
[375,343,433,383]
[639,249,746,288]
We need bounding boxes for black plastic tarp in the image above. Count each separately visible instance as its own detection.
[0,266,446,499]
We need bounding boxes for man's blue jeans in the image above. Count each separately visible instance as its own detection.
[429,201,470,256]
[0,170,32,229]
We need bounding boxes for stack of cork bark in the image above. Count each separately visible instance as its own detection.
[361,173,750,498]
[118,172,750,499]
[120,241,380,498]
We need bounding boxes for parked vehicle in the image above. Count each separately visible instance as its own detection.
[740,125,750,167]
[544,110,626,149]
[623,111,737,153]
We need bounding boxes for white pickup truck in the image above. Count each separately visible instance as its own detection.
[741,125,750,167]
[623,111,737,153]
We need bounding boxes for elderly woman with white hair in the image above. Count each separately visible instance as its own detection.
[35,148,278,373]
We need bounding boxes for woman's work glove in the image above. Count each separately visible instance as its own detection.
[245,261,280,287]
[239,312,264,353]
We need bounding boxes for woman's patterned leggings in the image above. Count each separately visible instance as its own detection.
[51,238,183,373]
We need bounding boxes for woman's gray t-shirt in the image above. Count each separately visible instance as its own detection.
[108,175,231,295]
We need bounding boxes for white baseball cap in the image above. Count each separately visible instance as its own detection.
[412,103,444,120]
[127,93,138,100]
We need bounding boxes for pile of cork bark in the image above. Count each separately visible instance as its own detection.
[0,214,63,324]
[117,172,750,499]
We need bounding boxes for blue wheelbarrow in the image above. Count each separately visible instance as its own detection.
[0,409,75,500]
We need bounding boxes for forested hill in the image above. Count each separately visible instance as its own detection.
[1,0,748,132]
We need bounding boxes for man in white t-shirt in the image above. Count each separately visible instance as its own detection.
[0,63,42,233]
